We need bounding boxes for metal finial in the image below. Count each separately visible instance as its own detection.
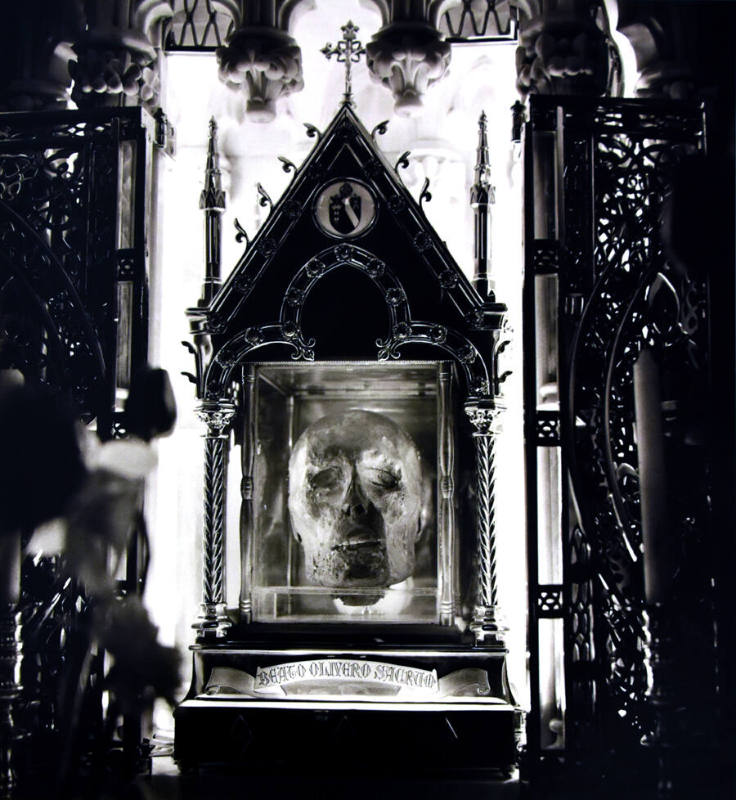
[321,20,366,107]
[200,117,225,212]
[199,117,226,305]
[471,111,495,299]
[474,111,493,193]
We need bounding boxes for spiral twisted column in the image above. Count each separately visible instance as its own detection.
[196,400,236,638]
[466,400,505,647]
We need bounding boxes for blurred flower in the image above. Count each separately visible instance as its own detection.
[100,597,181,713]
[85,437,158,481]
[63,468,142,597]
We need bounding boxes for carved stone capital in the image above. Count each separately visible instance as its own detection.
[465,400,504,436]
[515,10,609,97]
[196,400,236,438]
[70,30,159,108]
[366,21,450,117]
[217,28,304,122]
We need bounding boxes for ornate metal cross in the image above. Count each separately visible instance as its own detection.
[321,20,366,107]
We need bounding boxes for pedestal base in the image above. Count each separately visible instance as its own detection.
[174,639,520,777]
[175,697,518,777]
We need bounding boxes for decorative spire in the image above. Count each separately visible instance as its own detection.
[321,21,366,108]
[473,111,494,197]
[470,111,495,299]
[200,117,226,212]
[199,118,226,305]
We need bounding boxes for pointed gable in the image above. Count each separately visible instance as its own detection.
[191,103,505,399]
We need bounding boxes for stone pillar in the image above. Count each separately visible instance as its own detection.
[195,400,236,638]
[465,399,505,646]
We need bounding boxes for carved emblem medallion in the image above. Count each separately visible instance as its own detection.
[314,179,376,238]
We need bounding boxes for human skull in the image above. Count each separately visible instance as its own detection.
[288,410,423,590]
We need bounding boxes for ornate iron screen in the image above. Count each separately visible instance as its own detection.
[0,107,155,786]
[0,108,153,435]
[522,96,706,778]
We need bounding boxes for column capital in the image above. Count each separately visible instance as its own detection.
[217,27,304,122]
[366,20,450,117]
[465,399,504,436]
[196,400,236,437]
[515,8,610,97]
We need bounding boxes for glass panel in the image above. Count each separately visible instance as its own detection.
[117,140,136,249]
[534,273,558,391]
[115,280,133,393]
[537,448,562,585]
[539,617,566,749]
[532,131,557,240]
[250,362,446,624]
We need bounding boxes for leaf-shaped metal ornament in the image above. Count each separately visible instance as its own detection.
[371,120,389,141]
[278,156,297,175]
[234,217,250,246]
[303,123,322,142]
[419,177,432,209]
[394,151,411,173]
[256,183,273,215]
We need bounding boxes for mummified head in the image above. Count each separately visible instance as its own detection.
[288,410,423,590]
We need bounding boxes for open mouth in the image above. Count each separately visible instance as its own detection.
[332,538,383,552]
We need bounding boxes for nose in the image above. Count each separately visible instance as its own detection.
[341,470,369,519]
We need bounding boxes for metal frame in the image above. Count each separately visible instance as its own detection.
[523,95,707,780]
[0,107,156,793]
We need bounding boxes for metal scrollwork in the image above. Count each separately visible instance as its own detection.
[371,120,389,141]
[551,99,705,746]
[278,156,297,175]
[419,177,432,209]
[234,217,250,246]
[394,151,411,173]
[256,183,273,217]
[303,122,322,142]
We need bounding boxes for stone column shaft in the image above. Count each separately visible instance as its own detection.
[466,402,504,646]
[196,401,236,638]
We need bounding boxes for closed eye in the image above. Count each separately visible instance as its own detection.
[367,469,399,490]
[308,467,343,490]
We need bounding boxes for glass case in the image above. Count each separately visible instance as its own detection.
[245,361,457,624]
